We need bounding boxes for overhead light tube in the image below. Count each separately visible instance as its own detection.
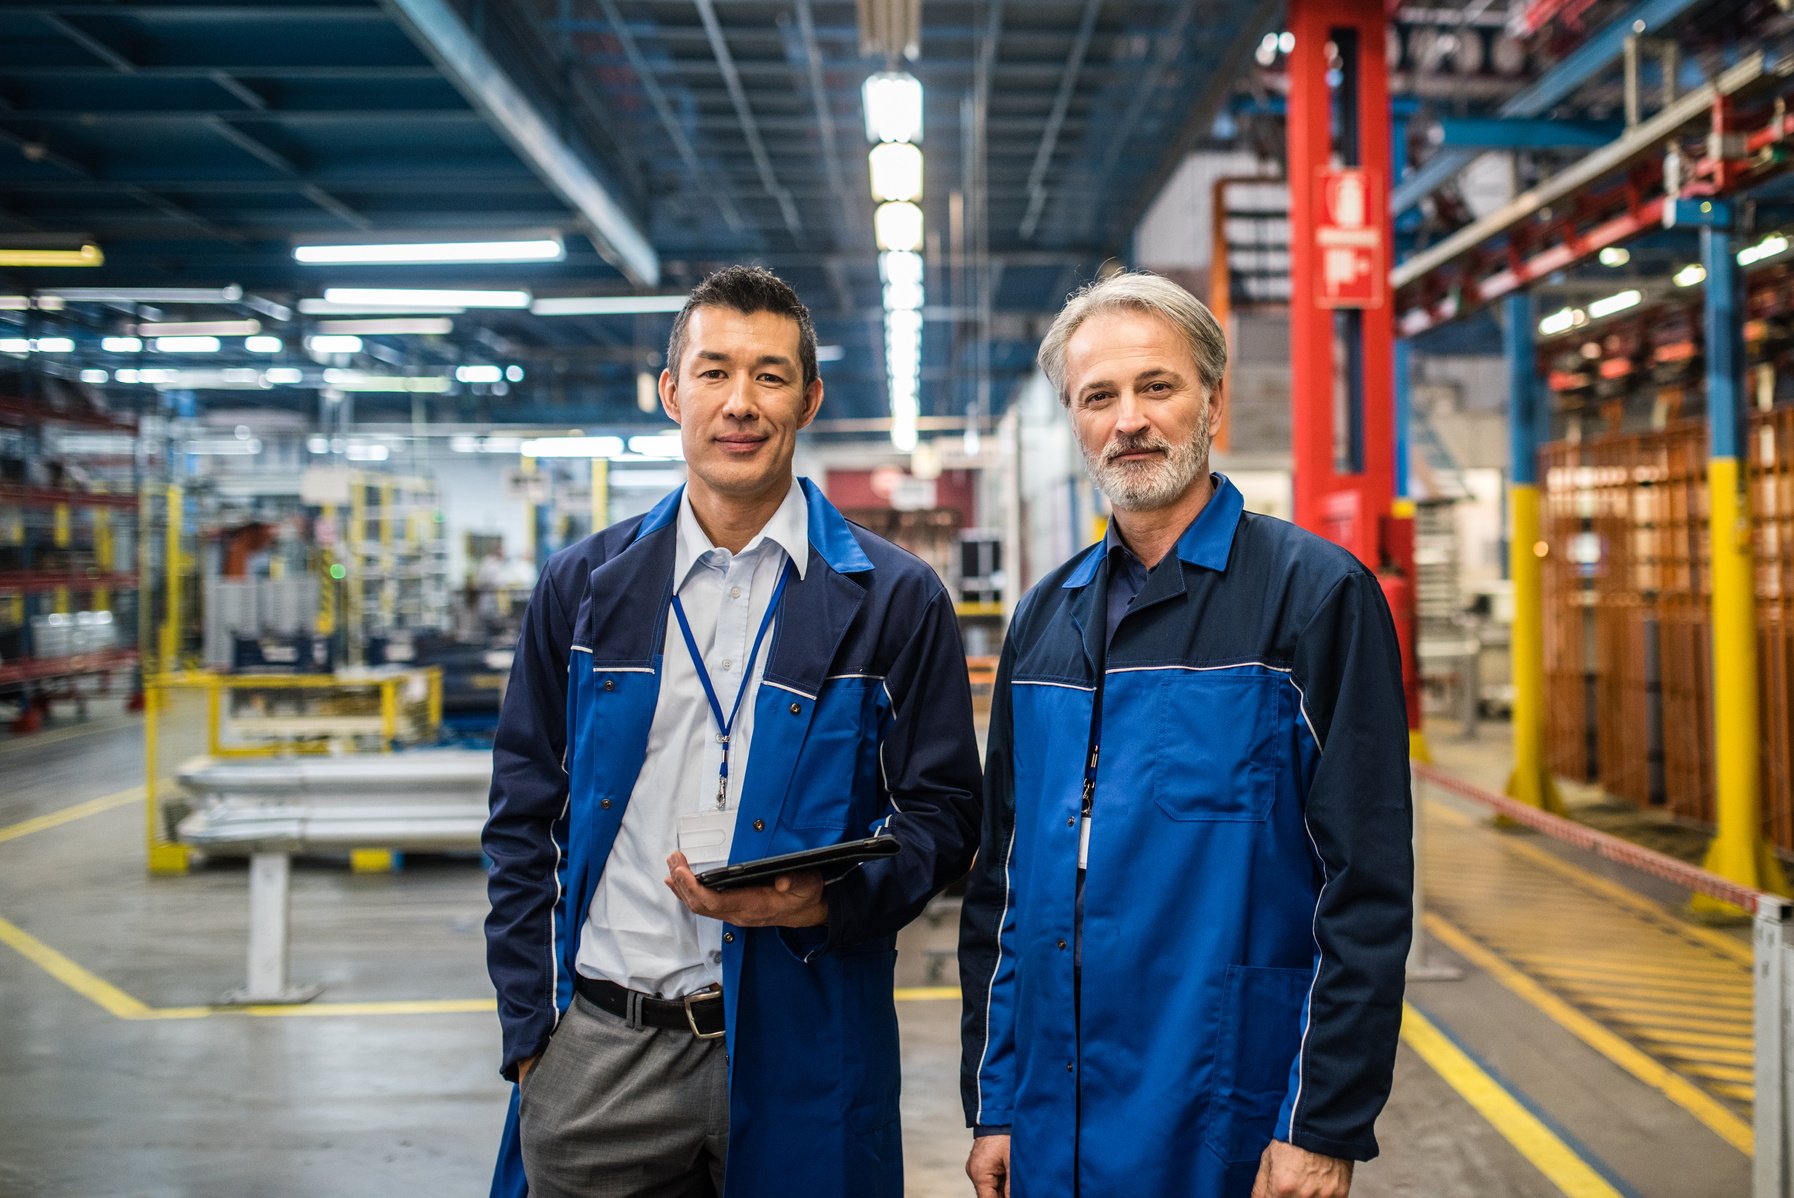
[294,237,564,265]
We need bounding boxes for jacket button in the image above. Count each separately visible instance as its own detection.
[753,819,765,831]
[601,799,612,810]
[1057,939,1066,950]
[1066,1061,1074,1073]
[789,702,801,714]
[603,679,614,691]
[1067,817,1075,827]
[723,931,735,943]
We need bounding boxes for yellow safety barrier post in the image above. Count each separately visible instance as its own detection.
[1679,204,1790,915]
[159,483,182,674]
[51,501,70,614]
[591,457,609,533]
[142,678,190,875]
[1502,293,1565,815]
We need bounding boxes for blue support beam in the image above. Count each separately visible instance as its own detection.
[381,0,659,287]
[1503,291,1541,487]
[1699,208,1744,459]
[1435,117,1623,150]
[1392,0,1712,213]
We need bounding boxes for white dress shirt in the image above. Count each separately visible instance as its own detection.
[575,478,810,997]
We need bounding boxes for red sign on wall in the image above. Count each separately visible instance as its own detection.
[1314,167,1384,309]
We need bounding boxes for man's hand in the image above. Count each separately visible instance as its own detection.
[1251,1140,1352,1198]
[966,1134,1011,1198]
[516,1054,540,1084]
[664,852,828,928]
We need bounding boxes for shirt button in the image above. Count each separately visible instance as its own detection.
[721,659,733,671]
[753,819,765,831]
[601,799,612,810]
[730,586,742,599]
[723,931,735,943]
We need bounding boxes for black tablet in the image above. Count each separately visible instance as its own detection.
[694,836,901,892]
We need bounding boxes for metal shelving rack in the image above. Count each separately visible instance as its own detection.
[0,390,142,731]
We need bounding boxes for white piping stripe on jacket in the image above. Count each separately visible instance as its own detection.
[762,679,817,702]
[1011,679,1096,693]
[1287,673,1326,1139]
[570,644,593,654]
[591,665,655,674]
[974,817,1019,1125]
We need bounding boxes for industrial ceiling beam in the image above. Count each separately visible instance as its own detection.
[691,0,803,238]
[381,0,658,287]
[1390,0,1716,213]
[1017,0,1102,239]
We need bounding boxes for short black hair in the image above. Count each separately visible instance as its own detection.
[665,265,819,390]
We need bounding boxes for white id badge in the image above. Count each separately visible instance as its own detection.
[678,808,736,871]
[1078,814,1091,870]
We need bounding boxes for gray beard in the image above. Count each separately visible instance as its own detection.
[1081,419,1211,513]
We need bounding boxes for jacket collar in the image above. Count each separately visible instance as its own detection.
[1061,472,1243,589]
[633,476,873,578]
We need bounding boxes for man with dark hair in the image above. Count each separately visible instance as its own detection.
[485,265,982,1198]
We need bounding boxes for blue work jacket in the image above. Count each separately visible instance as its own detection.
[485,479,982,1198]
[959,475,1412,1197]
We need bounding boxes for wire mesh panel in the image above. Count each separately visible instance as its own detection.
[1753,408,1794,855]
[1541,442,1595,782]
[1655,425,1714,827]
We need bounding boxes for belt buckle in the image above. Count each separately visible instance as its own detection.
[682,988,725,1040]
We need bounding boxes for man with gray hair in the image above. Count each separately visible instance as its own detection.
[959,272,1412,1198]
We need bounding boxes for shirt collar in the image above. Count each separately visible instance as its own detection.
[674,476,811,590]
[1064,472,1245,588]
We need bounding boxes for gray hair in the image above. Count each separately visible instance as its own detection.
[1037,271,1228,405]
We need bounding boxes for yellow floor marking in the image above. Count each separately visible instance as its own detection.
[0,784,148,844]
[1422,797,1754,965]
[1631,1027,1755,1051]
[1675,1061,1755,1084]
[1425,913,1753,1154]
[1521,958,1752,989]
[894,986,961,1001]
[1711,1082,1755,1102]
[0,914,153,1019]
[1570,993,1755,1022]
[1652,1045,1756,1068]
[1399,1003,1625,1198]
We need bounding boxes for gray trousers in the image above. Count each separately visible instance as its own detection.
[518,993,730,1198]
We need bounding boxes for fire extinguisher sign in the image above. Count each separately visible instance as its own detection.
[1314,167,1385,309]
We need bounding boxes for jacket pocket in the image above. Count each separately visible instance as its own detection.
[1150,671,1281,822]
[1203,964,1312,1164]
[788,679,884,830]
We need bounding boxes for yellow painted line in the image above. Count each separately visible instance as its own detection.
[0,784,147,844]
[1524,970,1753,1002]
[1675,1061,1755,1084]
[233,998,494,1018]
[1521,956,1750,987]
[1631,1027,1755,1051]
[1570,993,1756,1022]
[895,985,962,1001]
[0,914,153,1019]
[1711,1082,1755,1102]
[1399,1003,1625,1198]
[1423,798,1753,965]
[1652,1045,1756,1069]
[1426,913,1754,1154]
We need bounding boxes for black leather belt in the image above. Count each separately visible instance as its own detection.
[575,975,726,1039]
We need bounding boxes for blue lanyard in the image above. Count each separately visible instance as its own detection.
[670,558,793,809]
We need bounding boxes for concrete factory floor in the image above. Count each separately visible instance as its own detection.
[0,709,1754,1197]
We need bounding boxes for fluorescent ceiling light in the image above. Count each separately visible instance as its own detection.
[0,339,29,354]
[890,404,918,453]
[47,286,243,304]
[299,298,466,315]
[265,368,304,385]
[816,344,846,362]
[1587,289,1642,319]
[154,336,221,353]
[320,368,449,393]
[884,279,924,311]
[455,364,503,384]
[875,202,925,253]
[863,72,923,144]
[0,243,103,268]
[1597,247,1630,267]
[449,435,524,455]
[521,435,626,458]
[306,334,364,354]
[101,336,143,353]
[294,237,564,265]
[530,294,689,316]
[244,335,284,353]
[879,250,923,288]
[184,437,262,455]
[1738,233,1789,267]
[135,319,259,338]
[1537,307,1585,336]
[0,296,64,311]
[626,433,684,460]
[869,142,924,202]
[505,365,524,382]
[344,442,391,462]
[1673,264,1707,287]
[26,337,74,353]
[80,369,108,384]
[323,287,530,309]
[313,318,453,336]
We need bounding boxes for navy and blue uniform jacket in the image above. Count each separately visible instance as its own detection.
[959,475,1412,1197]
[485,479,982,1198]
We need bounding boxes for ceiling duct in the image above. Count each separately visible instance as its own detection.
[857,0,921,62]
